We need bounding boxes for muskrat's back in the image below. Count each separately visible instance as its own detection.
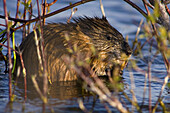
[16,17,132,82]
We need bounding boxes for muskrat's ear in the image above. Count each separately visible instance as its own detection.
[102,16,108,22]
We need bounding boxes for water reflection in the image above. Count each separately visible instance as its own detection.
[14,79,107,113]
[16,79,90,100]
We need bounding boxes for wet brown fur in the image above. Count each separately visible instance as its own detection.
[16,17,132,82]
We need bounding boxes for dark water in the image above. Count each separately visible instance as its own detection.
[0,0,170,113]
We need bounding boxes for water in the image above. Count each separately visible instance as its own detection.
[0,0,169,113]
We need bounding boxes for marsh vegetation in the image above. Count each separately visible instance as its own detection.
[0,0,169,113]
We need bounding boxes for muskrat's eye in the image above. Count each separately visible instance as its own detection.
[106,35,112,40]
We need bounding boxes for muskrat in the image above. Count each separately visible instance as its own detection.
[16,17,132,82]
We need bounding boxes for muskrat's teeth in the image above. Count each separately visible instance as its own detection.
[97,71,107,76]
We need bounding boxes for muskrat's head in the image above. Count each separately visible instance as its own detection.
[73,17,132,76]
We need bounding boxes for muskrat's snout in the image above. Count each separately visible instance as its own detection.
[122,41,132,56]
[16,17,132,82]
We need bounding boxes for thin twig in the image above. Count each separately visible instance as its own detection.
[146,2,154,9]
[67,8,78,23]
[153,74,169,111]
[0,42,19,54]
[41,0,47,25]
[31,75,45,102]
[15,0,20,19]
[27,3,32,34]
[142,0,151,15]
[44,0,57,7]
[165,5,170,16]
[3,0,12,101]
[22,0,27,40]
[123,0,148,18]
[19,52,27,100]
[36,0,48,104]
[0,15,28,23]
[140,73,148,109]
[148,62,152,113]
[100,0,105,18]
[0,24,6,27]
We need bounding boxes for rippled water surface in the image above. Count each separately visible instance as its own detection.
[0,0,169,113]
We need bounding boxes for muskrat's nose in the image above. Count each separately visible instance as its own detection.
[122,41,132,56]
[126,48,133,56]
